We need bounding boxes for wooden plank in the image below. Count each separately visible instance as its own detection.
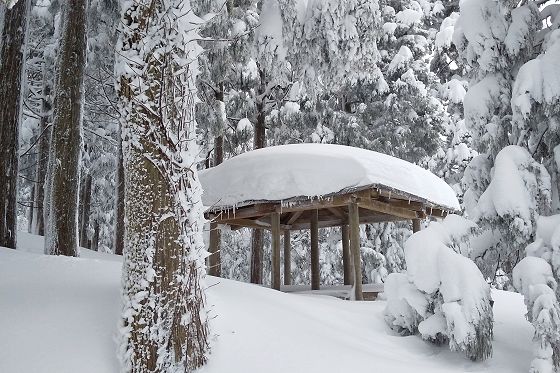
[357,199,419,220]
[210,203,278,222]
[341,225,353,286]
[208,222,221,277]
[271,212,281,290]
[348,202,363,300]
[284,230,291,286]
[310,209,320,291]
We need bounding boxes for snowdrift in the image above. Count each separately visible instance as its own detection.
[0,233,535,373]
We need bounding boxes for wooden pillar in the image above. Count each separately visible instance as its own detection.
[341,225,353,285]
[348,202,363,300]
[271,212,281,290]
[310,209,320,290]
[412,218,421,233]
[208,222,221,277]
[283,230,291,286]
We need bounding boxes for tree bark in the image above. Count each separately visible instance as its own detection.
[0,0,31,249]
[79,173,92,248]
[250,228,264,284]
[311,209,320,290]
[44,0,87,256]
[32,71,53,236]
[114,129,125,255]
[250,88,266,284]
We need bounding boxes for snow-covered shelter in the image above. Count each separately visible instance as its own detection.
[200,144,460,300]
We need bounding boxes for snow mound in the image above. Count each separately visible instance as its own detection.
[385,215,494,361]
[199,144,460,211]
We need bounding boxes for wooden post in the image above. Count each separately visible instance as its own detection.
[208,222,221,277]
[341,225,353,285]
[348,202,363,300]
[412,218,421,233]
[271,212,281,290]
[311,209,320,290]
[284,230,291,286]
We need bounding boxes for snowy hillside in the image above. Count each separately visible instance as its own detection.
[0,233,534,373]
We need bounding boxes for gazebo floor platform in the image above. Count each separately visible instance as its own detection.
[280,283,384,301]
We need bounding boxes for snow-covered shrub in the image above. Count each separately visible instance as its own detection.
[466,146,551,279]
[384,215,493,361]
[513,215,560,373]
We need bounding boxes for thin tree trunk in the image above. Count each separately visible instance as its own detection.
[0,0,31,249]
[32,73,53,236]
[114,126,125,255]
[79,173,92,247]
[44,0,87,256]
[91,219,99,252]
[250,82,266,284]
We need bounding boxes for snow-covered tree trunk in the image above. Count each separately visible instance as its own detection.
[116,0,210,370]
[0,0,30,249]
[44,0,87,256]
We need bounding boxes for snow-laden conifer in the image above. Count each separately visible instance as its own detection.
[384,215,494,361]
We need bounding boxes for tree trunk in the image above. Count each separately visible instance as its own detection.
[117,0,210,370]
[44,0,87,256]
[0,0,31,249]
[91,219,99,252]
[114,126,125,255]
[250,87,266,284]
[250,228,264,284]
[32,71,53,236]
[79,173,92,248]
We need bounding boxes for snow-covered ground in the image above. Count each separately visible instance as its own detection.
[0,233,534,373]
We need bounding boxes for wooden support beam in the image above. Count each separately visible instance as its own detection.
[412,218,421,233]
[284,230,291,286]
[348,202,363,300]
[357,199,419,220]
[310,209,320,291]
[341,225,353,286]
[286,210,304,225]
[208,222,221,277]
[271,212,281,290]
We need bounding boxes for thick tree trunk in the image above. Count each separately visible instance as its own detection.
[0,0,31,249]
[114,127,125,255]
[44,0,87,256]
[117,0,210,370]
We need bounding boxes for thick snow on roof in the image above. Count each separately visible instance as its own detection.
[199,144,460,211]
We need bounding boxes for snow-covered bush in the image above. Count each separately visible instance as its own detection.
[513,215,560,373]
[384,215,493,361]
[467,146,551,278]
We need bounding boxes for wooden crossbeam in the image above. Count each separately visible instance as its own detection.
[357,199,419,220]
